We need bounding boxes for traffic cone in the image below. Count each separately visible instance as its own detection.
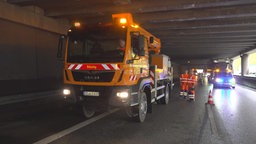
[206,90,214,105]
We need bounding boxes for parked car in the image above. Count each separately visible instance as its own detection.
[213,72,236,88]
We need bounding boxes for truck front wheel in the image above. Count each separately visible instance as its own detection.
[82,103,95,118]
[136,92,147,122]
[125,92,148,122]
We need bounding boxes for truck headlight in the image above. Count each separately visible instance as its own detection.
[63,89,71,95]
[117,91,129,99]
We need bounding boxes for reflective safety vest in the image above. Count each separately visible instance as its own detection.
[180,73,189,83]
[187,75,196,85]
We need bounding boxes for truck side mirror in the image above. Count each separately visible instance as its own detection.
[132,35,145,56]
[57,35,66,60]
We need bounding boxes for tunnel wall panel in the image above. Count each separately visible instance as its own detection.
[0,19,63,96]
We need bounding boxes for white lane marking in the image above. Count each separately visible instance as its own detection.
[33,108,119,144]
[207,104,218,136]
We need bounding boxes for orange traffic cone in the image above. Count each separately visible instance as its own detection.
[206,90,214,105]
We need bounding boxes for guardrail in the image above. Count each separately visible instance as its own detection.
[234,76,256,90]
[0,90,62,106]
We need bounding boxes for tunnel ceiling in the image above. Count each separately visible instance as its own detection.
[7,0,256,65]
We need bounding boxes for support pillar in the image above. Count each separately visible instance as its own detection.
[241,54,249,76]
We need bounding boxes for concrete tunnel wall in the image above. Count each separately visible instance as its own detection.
[0,19,63,96]
[0,2,69,96]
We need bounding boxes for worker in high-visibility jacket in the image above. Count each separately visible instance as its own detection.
[187,70,196,101]
[180,70,189,97]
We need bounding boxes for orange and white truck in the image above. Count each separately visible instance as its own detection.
[60,13,173,122]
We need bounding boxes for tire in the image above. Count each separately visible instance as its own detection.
[135,92,147,123]
[157,84,170,104]
[162,84,170,104]
[82,104,95,118]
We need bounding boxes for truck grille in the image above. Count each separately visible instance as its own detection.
[72,70,115,82]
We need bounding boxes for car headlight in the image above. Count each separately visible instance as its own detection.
[215,78,223,83]
[229,78,236,83]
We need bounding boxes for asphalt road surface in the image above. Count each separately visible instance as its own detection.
[0,82,256,144]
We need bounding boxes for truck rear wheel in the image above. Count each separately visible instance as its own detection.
[163,84,170,104]
[82,104,95,118]
[157,84,170,104]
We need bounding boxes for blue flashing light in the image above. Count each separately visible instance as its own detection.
[229,78,236,83]
[215,78,223,83]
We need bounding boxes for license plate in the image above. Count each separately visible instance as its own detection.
[83,91,100,96]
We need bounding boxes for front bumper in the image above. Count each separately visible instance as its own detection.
[214,82,235,88]
[62,85,139,107]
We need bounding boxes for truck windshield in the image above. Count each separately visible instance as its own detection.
[67,25,127,63]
